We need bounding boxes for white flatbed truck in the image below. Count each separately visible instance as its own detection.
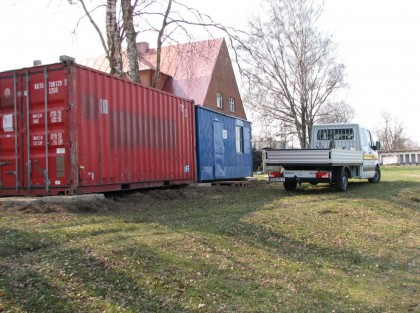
[264,123,381,191]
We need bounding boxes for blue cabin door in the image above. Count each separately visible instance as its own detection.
[213,120,225,179]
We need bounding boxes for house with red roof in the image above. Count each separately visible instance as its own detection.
[83,38,247,120]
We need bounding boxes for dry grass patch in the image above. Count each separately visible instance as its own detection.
[0,167,419,312]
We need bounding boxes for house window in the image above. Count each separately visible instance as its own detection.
[216,92,223,109]
[229,97,235,112]
[236,126,244,153]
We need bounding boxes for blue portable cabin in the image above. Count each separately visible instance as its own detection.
[195,106,253,182]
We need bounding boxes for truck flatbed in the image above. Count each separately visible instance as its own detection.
[265,148,364,167]
[263,123,381,191]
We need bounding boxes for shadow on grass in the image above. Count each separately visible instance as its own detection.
[117,188,411,272]
[0,226,389,313]
[1,177,418,312]
[0,228,194,313]
[105,179,418,311]
[281,179,420,211]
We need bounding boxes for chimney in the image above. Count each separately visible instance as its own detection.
[33,60,42,66]
[137,42,149,55]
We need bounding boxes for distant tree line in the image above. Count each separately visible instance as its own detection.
[375,110,418,151]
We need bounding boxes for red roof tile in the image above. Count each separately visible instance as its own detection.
[139,38,223,104]
[81,38,224,105]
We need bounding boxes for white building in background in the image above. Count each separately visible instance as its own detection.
[379,151,420,166]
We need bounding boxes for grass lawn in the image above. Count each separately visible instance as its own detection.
[0,167,419,312]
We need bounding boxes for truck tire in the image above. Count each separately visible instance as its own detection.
[368,166,381,183]
[284,181,297,191]
[334,167,349,192]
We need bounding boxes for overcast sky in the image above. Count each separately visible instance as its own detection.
[1,0,419,144]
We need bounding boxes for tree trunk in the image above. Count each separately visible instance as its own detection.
[152,0,172,88]
[122,0,140,83]
[106,0,122,76]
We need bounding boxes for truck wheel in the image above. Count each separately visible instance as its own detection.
[334,168,349,192]
[368,167,381,183]
[284,181,297,191]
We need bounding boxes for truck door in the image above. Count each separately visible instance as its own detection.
[360,128,377,178]
[213,119,225,179]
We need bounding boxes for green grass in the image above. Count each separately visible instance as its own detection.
[0,167,419,312]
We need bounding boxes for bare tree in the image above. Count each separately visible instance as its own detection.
[69,0,240,86]
[152,0,172,87]
[121,0,140,82]
[240,0,346,148]
[375,110,412,151]
[136,0,243,88]
[70,0,142,81]
[317,100,354,124]
[69,0,123,76]
[106,0,123,76]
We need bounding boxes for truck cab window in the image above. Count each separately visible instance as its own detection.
[366,130,373,148]
[317,128,354,140]
[360,128,367,148]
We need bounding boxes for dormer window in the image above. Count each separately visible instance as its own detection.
[216,92,223,109]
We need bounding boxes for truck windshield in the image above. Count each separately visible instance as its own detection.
[317,128,354,140]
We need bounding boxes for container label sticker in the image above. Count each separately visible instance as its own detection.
[34,80,63,94]
[50,110,62,123]
[99,99,109,114]
[222,130,228,139]
[34,82,44,90]
[4,88,11,98]
[55,180,61,185]
[48,80,62,94]
[56,148,65,154]
[32,135,44,146]
[3,114,13,132]
[32,113,43,124]
[50,133,64,146]
[179,103,188,118]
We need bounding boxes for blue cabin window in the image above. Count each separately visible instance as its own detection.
[236,126,244,153]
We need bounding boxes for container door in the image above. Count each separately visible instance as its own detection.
[0,72,20,191]
[213,119,225,179]
[0,68,69,194]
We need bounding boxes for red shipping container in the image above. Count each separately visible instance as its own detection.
[0,59,196,195]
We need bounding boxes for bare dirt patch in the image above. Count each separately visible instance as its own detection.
[0,182,257,214]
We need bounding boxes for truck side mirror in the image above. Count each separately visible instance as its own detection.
[373,141,381,151]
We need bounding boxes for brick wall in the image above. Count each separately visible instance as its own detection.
[203,40,247,120]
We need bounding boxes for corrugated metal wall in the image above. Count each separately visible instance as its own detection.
[195,106,252,181]
[0,62,196,195]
